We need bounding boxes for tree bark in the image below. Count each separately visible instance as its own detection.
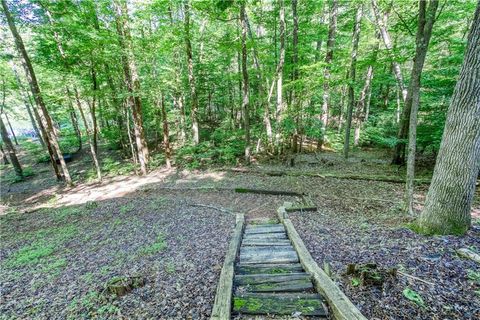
[343,6,363,159]
[160,93,171,168]
[405,0,439,215]
[418,1,480,235]
[240,2,251,162]
[353,33,380,146]
[2,0,71,185]
[291,0,300,152]
[0,114,22,178]
[74,88,102,181]
[0,145,9,165]
[318,0,338,150]
[3,112,18,146]
[275,0,286,152]
[183,0,200,145]
[114,0,149,175]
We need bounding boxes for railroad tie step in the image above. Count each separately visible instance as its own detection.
[234,273,314,293]
[236,263,304,275]
[232,292,327,316]
[240,246,299,264]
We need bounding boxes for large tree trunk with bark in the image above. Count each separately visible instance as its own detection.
[240,3,251,162]
[114,0,149,175]
[418,2,480,235]
[405,0,439,215]
[318,0,338,150]
[183,0,200,145]
[343,6,363,159]
[2,0,71,185]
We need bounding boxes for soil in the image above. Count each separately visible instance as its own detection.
[1,149,479,319]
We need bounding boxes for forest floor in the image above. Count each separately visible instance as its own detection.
[0,146,479,319]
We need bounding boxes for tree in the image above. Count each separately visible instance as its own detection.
[0,78,22,178]
[318,0,338,150]
[343,5,363,159]
[2,0,72,185]
[183,0,200,145]
[240,2,251,162]
[419,1,480,235]
[275,0,286,151]
[404,0,439,215]
[114,0,149,175]
[0,113,22,178]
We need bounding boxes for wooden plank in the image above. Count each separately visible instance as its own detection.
[242,240,291,246]
[210,213,244,320]
[235,273,310,285]
[236,263,304,275]
[235,278,313,293]
[243,233,287,240]
[245,225,285,234]
[240,247,299,264]
[232,292,326,316]
[282,218,367,320]
[246,223,283,229]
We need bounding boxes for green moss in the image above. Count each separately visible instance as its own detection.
[407,219,469,236]
[139,233,167,255]
[234,297,262,311]
[6,244,55,267]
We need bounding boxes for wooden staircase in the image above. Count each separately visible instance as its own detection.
[232,223,327,316]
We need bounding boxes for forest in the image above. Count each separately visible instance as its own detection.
[0,0,479,319]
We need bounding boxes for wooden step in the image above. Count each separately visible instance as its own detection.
[236,263,304,275]
[240,246,299,264]
[235,278,313,293]
[244,225,285,234]
[245,223,283,229]
[235,273,311,285]
[233,292,327,316]
[242,239,291,246]
[243,233,287,240]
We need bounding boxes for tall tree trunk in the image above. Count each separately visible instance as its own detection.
[160,94,171,168]
[343,6,363,159]
[3,112,18,146]
[183,0,200,145]
[275,0,286,152]
[405,0,439,214]
[0,114,22,178]
[240,3,251,162]
[67,92,82,152]
[114,0,149,175]
[372,0,412,164]
[318,0,338,150]
[372,0,406,101]
[353,33,380,146]
[419,1,480,235]
[353,65,373,146]
[245,11,273,149]
[90,66,99,153]
[74,88,102,181]
[0,145,9,165]
[291,0,300,153]
[2,0,71,185]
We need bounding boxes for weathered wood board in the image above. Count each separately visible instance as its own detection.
[233,292,327,316]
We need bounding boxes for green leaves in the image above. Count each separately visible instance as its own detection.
[403,287,425,307]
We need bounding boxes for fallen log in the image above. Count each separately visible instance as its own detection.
[229,168,431,185]
[235,188,304,196]
[457,248,480,264]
